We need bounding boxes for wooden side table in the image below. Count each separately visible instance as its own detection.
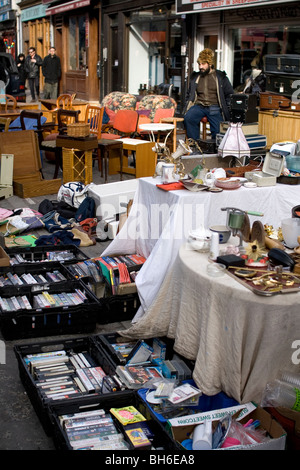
[56,135,98,184]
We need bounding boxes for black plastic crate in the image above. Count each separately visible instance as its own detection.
[97,292,141,324]
[14,336,133,436]
[49,391,178,451]
[0,263,75,294]
[6,244,88,266]
[0,280,99,340]
[94,332,175,368]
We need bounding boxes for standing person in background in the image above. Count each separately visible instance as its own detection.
[25,47,43,102]
[42,46,61,99]
[183,48,234,140]
[16,53,27,89]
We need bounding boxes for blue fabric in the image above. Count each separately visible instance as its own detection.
[9,116,47,131]
[35,230,80,246]
[102,108,110,124]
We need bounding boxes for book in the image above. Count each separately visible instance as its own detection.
[116,365,155,389]
[109,406,146,426]
[125,426,152,449]
[126,340,153,365]
[167,383,202,404]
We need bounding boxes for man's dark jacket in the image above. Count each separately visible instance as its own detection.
[25,54,43,79]
[42,54,61,84]
[184,69,234,121]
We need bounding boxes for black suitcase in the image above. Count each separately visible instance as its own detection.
[265,73,298,97]
[264,54,300,76]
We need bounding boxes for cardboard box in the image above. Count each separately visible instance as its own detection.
[168,403,287,450]
[0,246,10,267]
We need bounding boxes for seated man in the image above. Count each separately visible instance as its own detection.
[183,48,234,141]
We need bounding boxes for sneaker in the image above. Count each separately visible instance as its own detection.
[30,98,36,102]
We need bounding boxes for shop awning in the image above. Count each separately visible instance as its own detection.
[45,0,90,15]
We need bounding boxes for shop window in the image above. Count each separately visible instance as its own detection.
[68,15,87,71]
[231,24,300,90]
[128,9,167,95]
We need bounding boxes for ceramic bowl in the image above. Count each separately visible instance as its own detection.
[215,178,242,190]
[209,225,231,244]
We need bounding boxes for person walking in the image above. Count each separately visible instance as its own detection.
[183,48,234,140]
[25,47,43,102]
[42,46,61,99]
[16,53,27,89]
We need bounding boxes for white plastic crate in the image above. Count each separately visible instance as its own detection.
[88,179,138,219]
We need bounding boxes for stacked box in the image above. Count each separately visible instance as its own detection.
[49,392,178,451]
[6,244,88,266]
[0,279,99,339]
[14,336,133,436]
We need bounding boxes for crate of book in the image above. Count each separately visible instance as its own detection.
[97,292,141,324]
[96,253,146,296]
[94,333,175,368]
[0,263,74,295]
[49,391,178,450]
[14,336,134,436]
[0,279,99,340]
[7,244,88,266]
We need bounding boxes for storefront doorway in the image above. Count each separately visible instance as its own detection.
[103,4,185,111]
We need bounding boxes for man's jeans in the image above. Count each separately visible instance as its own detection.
[184,104,223,140]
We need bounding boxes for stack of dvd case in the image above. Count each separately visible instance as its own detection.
[14,336,134,436]
[0,279,99,339]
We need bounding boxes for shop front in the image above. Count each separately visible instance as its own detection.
[176,0,300,93]
[101,0,187,111]
[45,0,100,101]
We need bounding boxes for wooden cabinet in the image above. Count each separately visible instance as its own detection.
[259,110,300,148]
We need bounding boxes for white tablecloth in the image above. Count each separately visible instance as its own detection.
[119,243,300,404]
[103,177,300,320]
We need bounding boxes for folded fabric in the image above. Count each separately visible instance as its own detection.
[156,182,185,191]
[43,212,74,233]
[35,230,80,246]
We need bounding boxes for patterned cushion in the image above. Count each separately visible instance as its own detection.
[101,92,137,113]
[138,95,177,121]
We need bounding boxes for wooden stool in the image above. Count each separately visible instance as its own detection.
[97,139,123,183]
[160,117,184,153]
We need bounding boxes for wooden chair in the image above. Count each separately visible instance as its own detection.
[0,94,17,111]
[41,108,80,178]
[51,94,73,124]
[0,117,11,132]
[19,110,55,145]
[84,105,106,172]
[56,94,73,110]
[85,104,104,139]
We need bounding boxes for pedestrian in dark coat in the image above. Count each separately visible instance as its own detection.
[42,46,61,99]
[25,47,43,102]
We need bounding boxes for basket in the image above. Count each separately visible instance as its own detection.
[67,123,90,137]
